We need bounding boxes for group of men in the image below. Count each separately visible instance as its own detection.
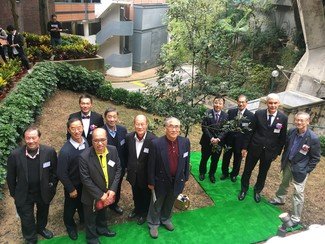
[199,93,321,227]
[6,94,190,243]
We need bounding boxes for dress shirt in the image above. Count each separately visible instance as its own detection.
[135,133,146,158]
[266,111,278,126]
[69,137,86,150]
[289,130,306,160]
[97,148,109,188]
[166,137,179,177]
[81,111,91,136]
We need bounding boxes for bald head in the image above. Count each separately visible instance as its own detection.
[134,114,148,138]
[92,128,107,153]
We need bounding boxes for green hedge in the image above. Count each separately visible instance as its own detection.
[320,135,325,157]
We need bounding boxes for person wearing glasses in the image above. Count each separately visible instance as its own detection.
[199,95,228,183]
[68,94,104,146]
[79,128,121,244]
[57,118,89,240]
[147,117,190,239]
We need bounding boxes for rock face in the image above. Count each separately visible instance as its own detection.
[286,0,325,99]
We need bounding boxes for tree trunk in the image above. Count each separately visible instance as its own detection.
[39,0,49,34]
[8,0,19,31]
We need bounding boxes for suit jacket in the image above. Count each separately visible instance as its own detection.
[200,109,228,147]
[281,128,321,183]
[7,32,25,57]
[125,131,157,188]
[148,136,190,198]
[103,124,127,168]
[244,109,288,158]
[225,108,254,153]
[79,145,122,205]
[6,145,58,207]
[68,111,104,146]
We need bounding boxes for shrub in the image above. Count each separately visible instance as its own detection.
[0,59,21,90]
[320,135,325,157]
[96,83,113,100]
[111,88,130,105]
[125,92,145,109]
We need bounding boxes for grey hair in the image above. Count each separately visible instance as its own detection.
[295,111,310,120]
[266,93,280,102]
[164,117,181,127]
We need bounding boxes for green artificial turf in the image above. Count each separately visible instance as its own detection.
[41,152,282,244]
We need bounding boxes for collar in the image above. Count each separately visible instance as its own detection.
[295,129,306,138]
[213,110,221,115]
[238,108,246,114]
[96,147,108,157]
[25,147,40,159]
[165,136,177,144]
[81,111,91,117]
[107,126,117,133]
[135,132,147,142]
[69,137,85,149]
[267,110,277,118]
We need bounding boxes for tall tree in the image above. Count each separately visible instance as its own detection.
[8,0,19,30]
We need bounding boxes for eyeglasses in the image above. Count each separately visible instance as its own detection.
[92,138,107,144]
[166,124,180,130]
[69,126,83,133]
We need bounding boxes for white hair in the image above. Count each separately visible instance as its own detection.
[164,117,181,127]
[266,93,280,102]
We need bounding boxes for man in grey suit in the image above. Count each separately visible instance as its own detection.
[147,117,190,239]
[79,128,122,244]
[268,112,321,225]
[7,126,57,243]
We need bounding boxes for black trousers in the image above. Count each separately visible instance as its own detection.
[110,168,125,209]
[83,203,109,244]
[132,183,151,217]
[199,144,222,176]
[241,149,274,193]
[221,147,242,177]
[0,45,7,62]
[10,52,29,69]
[16,193,49,243]
[64,184,84,231]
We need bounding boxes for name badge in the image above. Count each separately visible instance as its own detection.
[274,129,280,133]
[108,160,115,167]
[143,148,149,153]
[242,122,249,127]
[183,152,189,158]
[79,144,85,150]
[43,161,51,168]
[120,139,125,146]
[299,149,308,155]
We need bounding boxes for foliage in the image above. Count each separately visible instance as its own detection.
[125,92,145,109]
[0,59,22,90]
[96,83,114,100]
[24,32,98,62]
[319,136,325,157]
[111,88,130,105]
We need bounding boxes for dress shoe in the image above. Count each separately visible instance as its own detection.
[98,229,116,237]
[209,175,216,183]
[199,174,205,181]
[238,191,246,201]
[230,176,237,182]
[38,228,54,239]
[111,205,123,215]
[254,192,261,203]
[268,198,285,206]
[137,216,146,225]
[67,229,78,240]
[220,174,228,180]
[128,209,137,218]
[163,222,174,231]
[149,227,158,239]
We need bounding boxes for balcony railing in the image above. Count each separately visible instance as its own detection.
[96,20,133,45]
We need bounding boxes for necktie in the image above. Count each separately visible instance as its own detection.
[215,113,219,123]
[82,115,90,119]
[268,115,273,127]
[238,111,242,119]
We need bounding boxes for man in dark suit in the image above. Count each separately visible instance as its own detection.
[57,118,89,240]
[125,114,156,225]
[102,107,127,214]
[268,112,321,225]
[147,117,190,239]
[6,25,29,69]
[199,95,228,183]
[239,93,288,203]
[6,126,58,243]
[68,94,104,146]
[220,94,254,182]
[79,128,122,244]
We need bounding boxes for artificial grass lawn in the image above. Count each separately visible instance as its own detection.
[41,152,282,244]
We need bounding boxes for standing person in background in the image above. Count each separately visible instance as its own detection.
[47,14,62,46]
[199,95,228,183]
[6,126,58,243]
[125,114,156,225]
[57,118,89,240]
[102,108,127,215]
[238,93,288,203]
[269,112,321,226]
[220,94,254,182]
[68,94,104,147]
[147,117,190,239]
[0,26,8,63]
[6,25,30,70]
